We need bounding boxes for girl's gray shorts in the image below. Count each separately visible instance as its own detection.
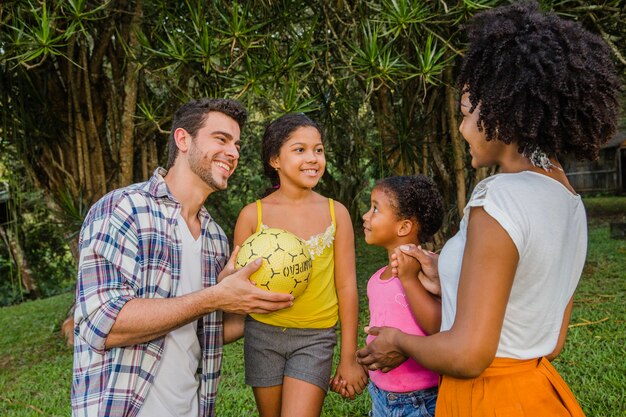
[243,317,337,391]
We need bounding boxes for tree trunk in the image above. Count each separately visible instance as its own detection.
[0,224,39,298]
[445,67,467,218]
[68,59,94,198]
[474,166,491,183]
[81,46,107,198]
[118,0,143,187]
[369,82,397,173]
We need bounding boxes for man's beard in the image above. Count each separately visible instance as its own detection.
[188,144,228,191]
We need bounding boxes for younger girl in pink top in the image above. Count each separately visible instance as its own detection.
[362,176,443,417]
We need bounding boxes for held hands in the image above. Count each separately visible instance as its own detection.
[391,246,421,284]
[329,357,369,400]
[214,246,294,314]
[355,326,408,373]
[391,245,441,297]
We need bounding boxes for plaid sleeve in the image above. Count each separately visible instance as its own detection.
[74,196,140,355]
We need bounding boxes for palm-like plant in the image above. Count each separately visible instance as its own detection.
[1,0,624,259]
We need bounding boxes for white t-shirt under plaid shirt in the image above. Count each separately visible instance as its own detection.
[72,167,229,417]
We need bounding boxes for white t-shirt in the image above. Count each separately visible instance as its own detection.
[138,215,203,417]
[439,171,587,359]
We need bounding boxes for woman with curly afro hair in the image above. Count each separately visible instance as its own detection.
[356,2,620,416]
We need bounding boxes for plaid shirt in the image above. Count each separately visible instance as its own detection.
[72,168,229,417]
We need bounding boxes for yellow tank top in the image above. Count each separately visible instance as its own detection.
[249,198,339,328]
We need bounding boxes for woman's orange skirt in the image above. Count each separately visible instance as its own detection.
[435,357,586,417]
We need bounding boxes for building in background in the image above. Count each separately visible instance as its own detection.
[565,132,626,194]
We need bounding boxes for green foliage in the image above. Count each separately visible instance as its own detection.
[583,196,626,218]
[409,34,451,88]
[20,197,77,298]
[0,292,74,416]
[0,255,21,307]
[376,0,431,38]
[553,224,626,415]
[53,187,91,242]
[349,22,408,85]
[5,2,67,65]
[0,155,75,307]
[0,0,625,305]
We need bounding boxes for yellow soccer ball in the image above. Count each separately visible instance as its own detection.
[236,228,312,298]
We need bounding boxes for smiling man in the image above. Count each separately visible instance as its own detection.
[71,98,294,417]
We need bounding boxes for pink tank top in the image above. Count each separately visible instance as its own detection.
[366,266,439,392]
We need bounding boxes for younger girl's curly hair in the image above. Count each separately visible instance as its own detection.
[457,1,620,161]
[261,113,324,191]
[375,175,443,243]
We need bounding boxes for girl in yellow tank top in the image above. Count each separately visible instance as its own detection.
[250,198,338,328]
[234,114,367,416]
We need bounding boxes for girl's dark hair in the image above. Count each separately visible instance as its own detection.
[261,113,324,190]
[457,1,620,160]
[375,175,443,242]
[167,98,247,168]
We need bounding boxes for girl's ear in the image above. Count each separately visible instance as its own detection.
[269,156,280,170]
[397,219,418,238]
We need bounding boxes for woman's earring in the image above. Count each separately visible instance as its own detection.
[525,146,562,172]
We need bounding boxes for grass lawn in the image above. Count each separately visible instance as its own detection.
[0,196,624,416]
